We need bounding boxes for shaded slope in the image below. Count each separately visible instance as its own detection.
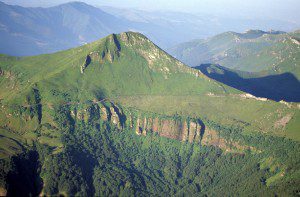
[195,64,300,102]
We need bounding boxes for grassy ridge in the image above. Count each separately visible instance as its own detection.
[0,32,236,104]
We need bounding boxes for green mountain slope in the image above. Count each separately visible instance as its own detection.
[1,32,297,140]
[0,32,234,103]
[169,30,300,78]
[0,32,299,196]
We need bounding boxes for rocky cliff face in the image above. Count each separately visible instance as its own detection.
[68,102,204,143]
[1,98,247,152]
[133,115,203,143]
[93,103,252,152]
[70,102,124,130]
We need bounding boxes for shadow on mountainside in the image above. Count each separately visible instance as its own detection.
[195,64,300,102]
[6,150,43,196]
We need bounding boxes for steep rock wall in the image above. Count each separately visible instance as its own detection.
[69,103,204,143]
[1,96,249,151]
[70,102,124,129]
[132,113,203,143]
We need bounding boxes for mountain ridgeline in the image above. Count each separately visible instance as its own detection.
[1,1,299,56]
[0,1,129,56]
[0,32,299,196]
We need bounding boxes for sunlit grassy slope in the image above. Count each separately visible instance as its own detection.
[0,32,236,103]
[0,32,298,145]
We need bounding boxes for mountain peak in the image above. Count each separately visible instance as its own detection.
[119,31,152,46]
[78,31,205,80]
[92,31,148,53]
[240,29,285,39]
[54,1,100,12]
[244,29,265,34]
[57,1,90,7]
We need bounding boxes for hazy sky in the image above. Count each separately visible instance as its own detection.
[2,0,300,22]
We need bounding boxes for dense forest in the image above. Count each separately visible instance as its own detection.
[1,104,299,196]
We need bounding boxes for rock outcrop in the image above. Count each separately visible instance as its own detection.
[100,106,108,121]
[80,34,121,73]
[129,113,204,143]
[110,106,122,129]
[70,102,125,130]
[80,54,91,73]
[117,108,250,151]
[239,93,268,101]
[202,129,255,153]
[69,102,204,143]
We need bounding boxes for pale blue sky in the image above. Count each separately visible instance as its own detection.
[2,0,300,22]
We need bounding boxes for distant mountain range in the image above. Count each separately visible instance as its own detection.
[0,1,132,56]
[170,30,300,79]
[1,1,299,56]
